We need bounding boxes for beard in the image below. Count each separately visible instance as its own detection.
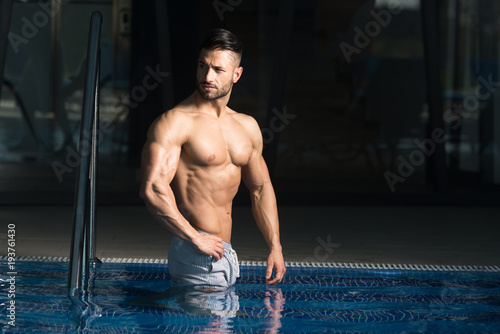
[196,80,233,100]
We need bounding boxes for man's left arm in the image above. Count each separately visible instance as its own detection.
[241,117,286,285]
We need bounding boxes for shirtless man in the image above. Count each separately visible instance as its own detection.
[140,28,286,288]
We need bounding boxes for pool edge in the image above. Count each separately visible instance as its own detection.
[1,255,499,272]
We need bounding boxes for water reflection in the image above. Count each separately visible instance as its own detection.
[126,285,286,333]
[172,286,240,318]
[262,286,285,333]
[179,286,285,334]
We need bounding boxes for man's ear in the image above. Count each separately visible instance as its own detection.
[233,66,243,83]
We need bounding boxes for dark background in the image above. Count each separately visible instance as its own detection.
[1,0,500,206]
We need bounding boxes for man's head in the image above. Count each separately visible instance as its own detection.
[200,28,243,65]
[196,29,243,101]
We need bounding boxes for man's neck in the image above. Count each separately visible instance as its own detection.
[193,91,231,118]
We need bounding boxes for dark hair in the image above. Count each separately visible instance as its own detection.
[200,28,243,57]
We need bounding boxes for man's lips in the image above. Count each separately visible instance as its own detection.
[201,83,216,90]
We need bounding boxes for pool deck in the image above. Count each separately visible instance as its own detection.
[1,205,499,266]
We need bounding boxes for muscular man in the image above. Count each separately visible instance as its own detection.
[140,28,286,289]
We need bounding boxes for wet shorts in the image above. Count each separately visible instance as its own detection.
[167,231,240,289]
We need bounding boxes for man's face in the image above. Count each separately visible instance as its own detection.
[196,48,242,100]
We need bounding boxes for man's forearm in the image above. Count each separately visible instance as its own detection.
[141,182,199,243]
[141,181,226,260]
[250,181,282,250]
[251,180,286,284]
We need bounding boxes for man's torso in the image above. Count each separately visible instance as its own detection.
[170,103,254,242]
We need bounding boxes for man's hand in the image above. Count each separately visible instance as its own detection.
[265,249,286,285]
[192,233,225,261]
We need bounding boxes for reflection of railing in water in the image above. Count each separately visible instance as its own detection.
[68,11,102,295]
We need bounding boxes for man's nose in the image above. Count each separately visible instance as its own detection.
[204,68,215,82]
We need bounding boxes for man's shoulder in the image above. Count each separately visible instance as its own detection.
[147,105,193,145]
[164,106,192,121]
[153,101,195,127]
[228,108,260,131]
[227,109,263,148]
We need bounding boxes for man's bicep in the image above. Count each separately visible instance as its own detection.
[141,139,181,188]
[141,112,186,184]
[242,152,270,191]
[242,114,269,186]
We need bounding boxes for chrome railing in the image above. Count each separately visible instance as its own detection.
[68,11,102,295]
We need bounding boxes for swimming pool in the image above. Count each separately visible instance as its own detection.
[1,257,499,333]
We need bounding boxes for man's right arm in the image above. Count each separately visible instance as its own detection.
[139,111,225,260]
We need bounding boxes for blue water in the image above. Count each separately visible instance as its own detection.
[1,260,500,333]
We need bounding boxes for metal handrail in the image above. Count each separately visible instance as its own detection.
[68,11,102,295]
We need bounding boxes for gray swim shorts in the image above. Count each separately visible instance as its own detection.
[167,231,240,289]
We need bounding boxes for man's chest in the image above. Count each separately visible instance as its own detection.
[182,117,253,167]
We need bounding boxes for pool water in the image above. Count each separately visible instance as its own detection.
[1,260,500,333]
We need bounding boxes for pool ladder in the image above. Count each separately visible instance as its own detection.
[68,11,102,295]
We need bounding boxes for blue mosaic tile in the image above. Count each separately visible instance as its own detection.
[0,260,499,333]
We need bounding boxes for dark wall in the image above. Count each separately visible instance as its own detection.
[124,0,500,206]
